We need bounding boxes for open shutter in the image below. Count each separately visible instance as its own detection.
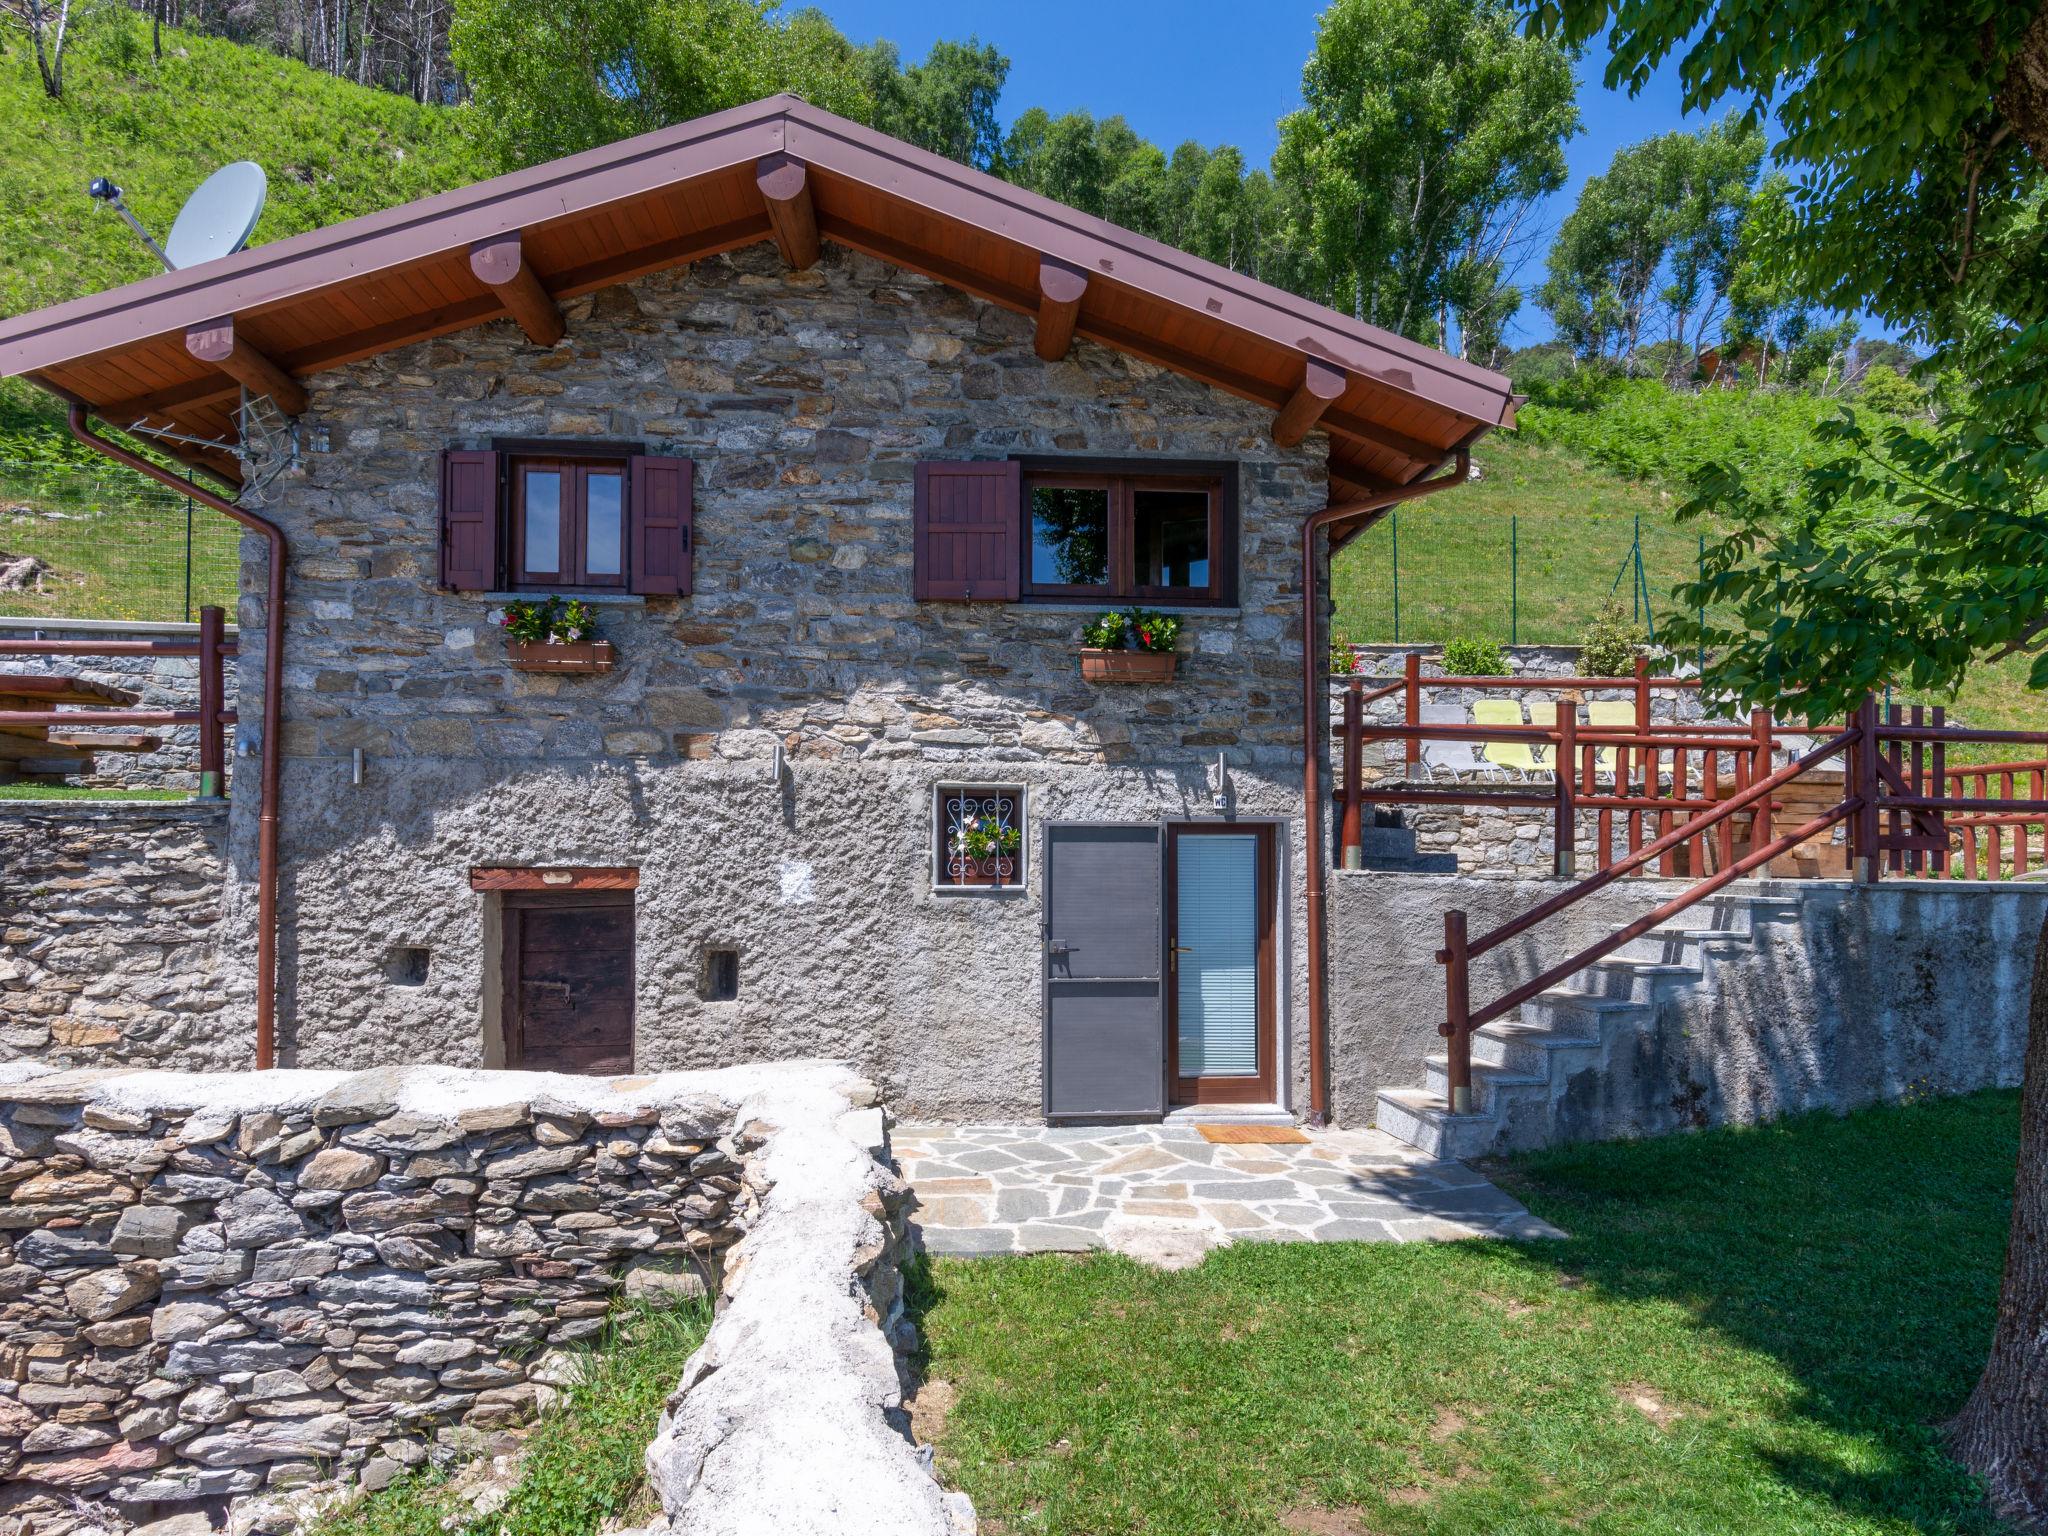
[438,449,499,592]
[914,460,1021,601]
[629,455,693,597]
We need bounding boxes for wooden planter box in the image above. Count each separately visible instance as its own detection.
[1080,648,1177,684]
[507,640,615,674]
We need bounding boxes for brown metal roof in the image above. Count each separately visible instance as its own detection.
[0,93,1514,491]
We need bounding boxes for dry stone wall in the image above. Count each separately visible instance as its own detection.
[0,805,236,1068]
[0,1061,958,1536]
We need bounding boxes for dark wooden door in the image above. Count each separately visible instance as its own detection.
[1042,822,1165,1119]
[504,892,635,1074]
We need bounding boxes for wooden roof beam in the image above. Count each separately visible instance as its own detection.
[469,232,564,347]
[756,153,820,270]
[1272,357,1347,448]
[1033,256,1089,361]
[184,317,307,416]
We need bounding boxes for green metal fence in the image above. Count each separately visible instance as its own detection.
[1332,503,1713,648]
[0,463,241,624]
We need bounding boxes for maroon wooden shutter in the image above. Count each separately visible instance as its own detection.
[439,449,500,592]
[914,460,1022,601]
[629,455,693,596]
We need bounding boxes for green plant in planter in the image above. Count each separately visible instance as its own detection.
[1579,598,1646,677]
[1330,640,1359,676]
[958,818,1022,861]
[1123,607,1181,654]
[1442,637,1509,676]
[501,596,598,645]
[1081,610,1129,650]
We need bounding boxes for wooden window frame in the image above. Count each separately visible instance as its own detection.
[510,457,629,593]
[1017,459,1237,607]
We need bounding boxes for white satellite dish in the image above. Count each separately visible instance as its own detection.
[163,161,268,270]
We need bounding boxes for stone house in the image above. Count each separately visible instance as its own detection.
[0,96,1518,1124]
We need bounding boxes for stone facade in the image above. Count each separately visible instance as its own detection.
[0,1061,957,1536]
[201,241,1324,1118]
[0,805,238,1068]
[0,619,237,791]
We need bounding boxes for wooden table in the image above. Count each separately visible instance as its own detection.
[0,673,153,779]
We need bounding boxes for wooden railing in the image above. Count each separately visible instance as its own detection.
[1333,657,1785,876]
[1431,700,2048,1112]
[0,606,235,795]
[1947,758,2048,878]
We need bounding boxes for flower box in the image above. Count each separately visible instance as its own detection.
[947,854,1020,888]
[1080,648,1177,684]
[508,640,616,674]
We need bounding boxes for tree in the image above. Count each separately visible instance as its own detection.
[1537,119,1761,370]
[1273,0,1578,355]
[450,0,877,169]
[4,0,75,97]
[1529,1,2048,1523]
[861,36,1008,170]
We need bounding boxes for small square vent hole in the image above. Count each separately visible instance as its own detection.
[383,947,431,987]
[701,948,739,1003]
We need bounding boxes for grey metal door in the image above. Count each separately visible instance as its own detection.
[1043,822,1165,1119]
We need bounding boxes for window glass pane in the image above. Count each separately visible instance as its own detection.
[1030,486,1110,587]
[586,472,623,576]
[1132,488,1210,591]
[523,470,561,574]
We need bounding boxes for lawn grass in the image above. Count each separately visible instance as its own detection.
[0,470,241,623]
[915,1091,2021,1535]
[315,1298,713,1536]
[0,784,188,801]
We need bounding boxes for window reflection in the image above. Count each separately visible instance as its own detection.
[586,472,622,576]
[1031,486,1110,587]
[523,470,561,574]
[1132,488,1210,591]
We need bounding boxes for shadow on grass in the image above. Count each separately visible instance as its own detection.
[1478,1089,2020,1533]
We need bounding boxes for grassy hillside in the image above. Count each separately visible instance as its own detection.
[1331,431,2043,750]
[0,9,481,470]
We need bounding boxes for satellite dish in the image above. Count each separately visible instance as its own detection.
[163,161,267,270]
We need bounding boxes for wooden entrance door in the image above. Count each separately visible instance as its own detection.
[502,891,635,1074]
[1166,823,1275,1105]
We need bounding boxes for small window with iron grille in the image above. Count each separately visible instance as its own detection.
[933,784,1026,893]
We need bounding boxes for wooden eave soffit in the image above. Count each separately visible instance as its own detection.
[1272,357,1348,448]
[469,231,566,347]
[756,153,820,270]
[183,317,307,417]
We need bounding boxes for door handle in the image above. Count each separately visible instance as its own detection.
[1170,946,1195,954]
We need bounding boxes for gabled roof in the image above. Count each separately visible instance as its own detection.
[0,93,1513,491]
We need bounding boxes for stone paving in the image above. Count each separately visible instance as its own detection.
[895,1121,1564,1267]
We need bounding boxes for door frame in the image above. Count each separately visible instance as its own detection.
[1165,820,1278,1106]
[498,888,637,1072]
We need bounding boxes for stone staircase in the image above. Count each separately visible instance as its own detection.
[1375,889,1804,1159]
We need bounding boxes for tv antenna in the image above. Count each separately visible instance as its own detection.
[88,161,268,271]
[88,163,295,492]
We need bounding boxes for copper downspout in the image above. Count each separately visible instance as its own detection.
[66,406,286,1070]
[1301,448,1473,1126]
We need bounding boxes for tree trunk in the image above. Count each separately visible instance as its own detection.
[1995,0,2048,170]
[1946,910,2048,1529]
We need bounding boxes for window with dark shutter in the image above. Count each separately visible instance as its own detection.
[914,460,1022,602]
[439,449,500,591]
[629,456,693,597]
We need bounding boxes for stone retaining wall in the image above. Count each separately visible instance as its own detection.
[0,1061,964,1536]
[0,619,237,792]
[0,805,236,1068]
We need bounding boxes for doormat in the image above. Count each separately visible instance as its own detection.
[1197,1124,1310,1145]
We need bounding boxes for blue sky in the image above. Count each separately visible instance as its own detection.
[823,0,1727,348]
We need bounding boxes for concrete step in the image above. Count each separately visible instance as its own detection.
[1373,1087,1496,1161]
[1423,1053,1546,1104]
[1564,957,1705,1003]
[1470,1018,1603,1075]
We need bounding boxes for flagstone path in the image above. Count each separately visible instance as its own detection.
[894,1121,1563,1268]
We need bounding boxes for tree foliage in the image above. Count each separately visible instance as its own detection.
[1273,0,1579,361]
[1538,119,1760,367]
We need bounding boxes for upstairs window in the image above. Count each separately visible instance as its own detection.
[438,446,692,597]
[912,458,1237,607]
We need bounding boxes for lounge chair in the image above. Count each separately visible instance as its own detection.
[1586,700,1636,784]
[1473,699,1549,780]
[1417,702,1492,781]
